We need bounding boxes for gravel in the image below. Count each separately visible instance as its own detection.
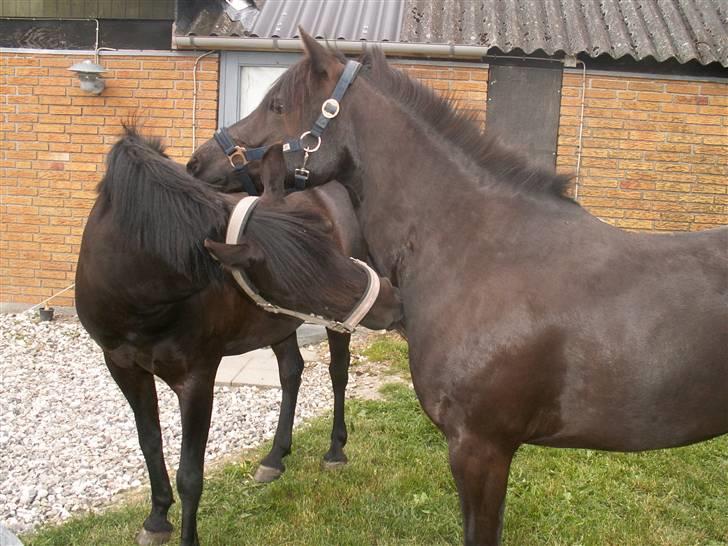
[0,311,370,535]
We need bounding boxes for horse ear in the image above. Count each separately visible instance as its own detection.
[260,143,286,201]
[299,27,335,77]
[204,238,264,271]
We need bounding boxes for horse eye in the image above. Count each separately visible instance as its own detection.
[269,98,284,114]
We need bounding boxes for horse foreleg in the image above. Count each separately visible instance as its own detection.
[322,329,351,469]
[255,332,304,483]
[448,434,515,546]
[104,353,174,546]
[173,369,216,546]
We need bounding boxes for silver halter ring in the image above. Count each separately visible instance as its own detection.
[300,131,322,153]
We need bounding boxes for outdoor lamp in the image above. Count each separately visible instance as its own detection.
[68,59,106,95]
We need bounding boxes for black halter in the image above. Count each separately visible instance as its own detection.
[213,59,361,195]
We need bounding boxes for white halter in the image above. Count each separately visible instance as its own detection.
[225,196,381,334]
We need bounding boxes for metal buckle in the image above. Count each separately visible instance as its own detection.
[321,98,340,119]
[228,146,248,169]
[299,131,321,153]
[295,167,310,181]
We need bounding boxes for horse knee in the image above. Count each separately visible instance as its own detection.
[176,468,203,500]
[329,344,350,365]
[279,357,304,390]
[329,364,349,389]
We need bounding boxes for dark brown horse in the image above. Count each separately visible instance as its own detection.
[75,126,400,546]
[189,33,728,545]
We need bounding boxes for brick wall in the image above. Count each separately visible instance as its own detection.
[2,53,726,309]
[0,52,219,308]
[396,62,488,125]
[557,73,727,231]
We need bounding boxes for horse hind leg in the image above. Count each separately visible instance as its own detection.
[104,353,174,545]
[322,329,351,470]
[255,333,304,483]
[448,433,516,546]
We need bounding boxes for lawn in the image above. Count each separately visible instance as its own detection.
[25,336,728,545]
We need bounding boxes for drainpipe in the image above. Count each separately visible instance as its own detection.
[192,50,216,153]
[572,60,587,202]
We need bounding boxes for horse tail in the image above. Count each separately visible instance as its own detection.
[97,123,227,284]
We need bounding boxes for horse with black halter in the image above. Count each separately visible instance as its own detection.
[76,125,401,546]
[189,32,728,545]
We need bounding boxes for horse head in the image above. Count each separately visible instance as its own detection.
[188,29,358,193]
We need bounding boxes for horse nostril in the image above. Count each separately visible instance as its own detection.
[187,157,200,175]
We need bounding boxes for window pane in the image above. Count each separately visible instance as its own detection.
[239,66,287,118]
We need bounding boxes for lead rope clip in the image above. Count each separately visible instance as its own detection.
[294,151,311,189]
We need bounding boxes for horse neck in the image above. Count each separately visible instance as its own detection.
[343,84,494,279]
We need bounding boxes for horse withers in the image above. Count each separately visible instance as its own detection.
[75,125,399,546]
[189,31,728,545]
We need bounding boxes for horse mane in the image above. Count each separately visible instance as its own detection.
[359,48,574,202]
[245,202,366,315]
[97,123,228,284]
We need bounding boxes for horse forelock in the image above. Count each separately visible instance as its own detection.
[358,48,575,203]
[97,123,228,285]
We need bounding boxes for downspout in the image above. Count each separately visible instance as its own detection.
[573,60,587,202]
[192,50,216,153]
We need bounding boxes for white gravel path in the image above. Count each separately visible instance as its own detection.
[0,311,344,535]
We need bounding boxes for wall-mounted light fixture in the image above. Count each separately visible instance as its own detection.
[68,59,106,95]
[66,19,115,95]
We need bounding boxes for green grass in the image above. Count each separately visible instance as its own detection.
[362,334,410,376]
[24,338,728,546]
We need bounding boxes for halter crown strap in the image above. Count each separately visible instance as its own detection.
[310,60,361,138]
[224,196,380,334]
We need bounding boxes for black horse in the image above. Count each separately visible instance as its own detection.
[75,126,401,546]
[189,33,728,545]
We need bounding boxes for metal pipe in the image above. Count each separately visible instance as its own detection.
[192,50,216,153]
[573,60,587,202]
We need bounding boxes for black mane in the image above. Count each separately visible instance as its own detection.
[359,48,573,201]
[245,202,366,315]
[97,124,227,284]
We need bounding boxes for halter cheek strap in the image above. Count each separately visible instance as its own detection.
[224,196,381,334]
[294,60,361,189]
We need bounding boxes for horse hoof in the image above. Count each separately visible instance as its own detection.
[254,465,283,483]
[321,459,347,471]
[136,528,172,546]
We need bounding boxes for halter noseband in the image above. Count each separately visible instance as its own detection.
[225,196,381,334]
[213,60,362,195]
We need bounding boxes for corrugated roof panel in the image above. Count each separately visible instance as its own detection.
[400,0,727,65]
[177,0,727,66]
[636,0,676,63]
[247,0,403,41]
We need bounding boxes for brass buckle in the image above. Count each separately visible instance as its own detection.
[228,146,248,169]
